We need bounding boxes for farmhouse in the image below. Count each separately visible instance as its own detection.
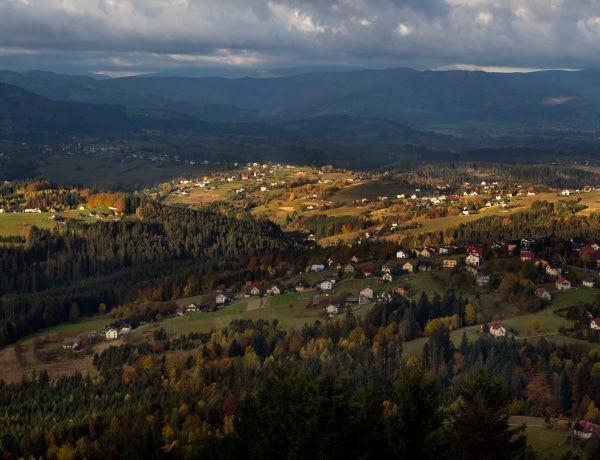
[482,322,511,338]
[361,268,374,278]
[216,292,232,304]
[465,253,481,267]
[269,284,283,296]
[591,318,600,330]
[325,303,340,316]
[443,259,457,269]
[416,261,432,272]
[475,273,491,286]
[583,277,596,288]
[344,264,356,274]
[295,281,309,292]
[467,246,483,256]
[319,280,333,291]
[402,261,414,273]
[394,286,409,297]
[574,421,595,439]
[105,329,118,340]
[381,272,393,283]
[186,303,199,313]
[545,264,562,278]
[520,251,535,262]
[534,288,552,302]
[63,337,81,350]
[396,250,410,259]
[359,286,374,299]
[555,277,571,290]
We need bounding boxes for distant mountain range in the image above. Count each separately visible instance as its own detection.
[2,67,600,125]
[1,67,599,149]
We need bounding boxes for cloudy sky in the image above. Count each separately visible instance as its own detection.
[1,0,599,76]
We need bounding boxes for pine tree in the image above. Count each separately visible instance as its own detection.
[446,368,530,460]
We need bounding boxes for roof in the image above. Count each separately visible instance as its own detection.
[577,421,595,434]
[556,277,569,284]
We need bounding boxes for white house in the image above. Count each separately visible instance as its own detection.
[574,421,595,439]
[325,304,339,316]
[583,277,596,288]
[216,292,233,304]
[465,253,481,267]
[555,277,571,290]
[545,264,562,278]
[270,285,283,295]
[319,280,333,291]
[396,250,410,259]
[535,288,552,302]
[483,322,510,337]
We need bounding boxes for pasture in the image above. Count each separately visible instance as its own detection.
[0,207,122,238]
[170,292,322,335]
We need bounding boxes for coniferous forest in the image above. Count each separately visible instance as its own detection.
[2,169,600,459]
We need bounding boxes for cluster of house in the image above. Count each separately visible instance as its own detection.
[318,286,376,317]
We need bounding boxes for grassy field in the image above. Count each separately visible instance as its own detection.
[18,316,112,346]
[30,152,215,189]
[511,416,576,459]
[170,292,323,335]
[0,207,119,238]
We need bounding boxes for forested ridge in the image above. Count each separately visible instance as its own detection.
[381,161,600,190]
[0,199,296,345]
[401,200,600,247]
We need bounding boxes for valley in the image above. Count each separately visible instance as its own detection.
[1,67,600,459]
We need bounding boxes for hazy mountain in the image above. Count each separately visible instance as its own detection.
[0,82,457,153]
[0,82,208,142]
[0,67,598,138]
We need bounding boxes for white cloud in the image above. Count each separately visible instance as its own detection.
[395,23,412,36]
[475,12,493,25]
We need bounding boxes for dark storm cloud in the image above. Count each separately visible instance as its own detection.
[0,0,599,74]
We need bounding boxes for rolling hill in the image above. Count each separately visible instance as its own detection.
[1,67,599,137]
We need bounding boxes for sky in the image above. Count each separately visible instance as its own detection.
[0,0,599,77]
